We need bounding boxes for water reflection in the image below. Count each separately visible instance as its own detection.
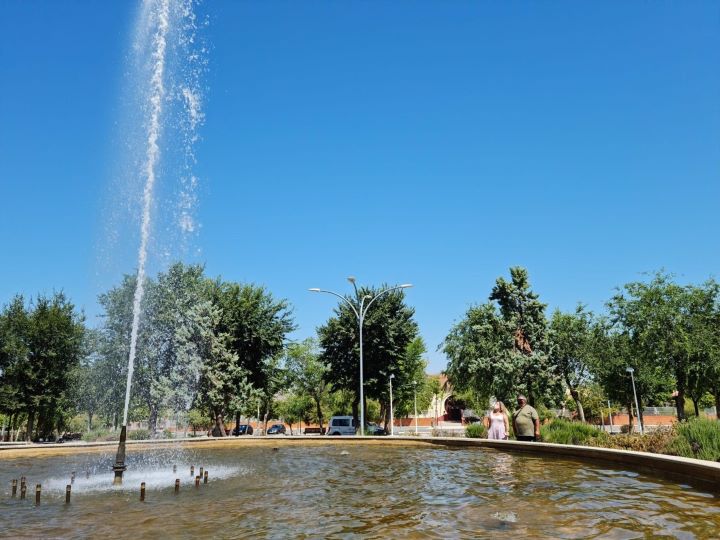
[1,444,718,539]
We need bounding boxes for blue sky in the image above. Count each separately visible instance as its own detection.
[1,2,719,372]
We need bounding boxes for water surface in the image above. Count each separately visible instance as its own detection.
[1,443,718,539]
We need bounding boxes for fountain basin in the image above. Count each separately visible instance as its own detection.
[2,438,719,538]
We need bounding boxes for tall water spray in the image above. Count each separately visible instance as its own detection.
[120,0,206,429]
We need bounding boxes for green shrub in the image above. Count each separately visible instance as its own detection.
[81,428,115,442]
[540,419,607,446]
[127,429,150,440]
[667,418,720,461]
[597,427,676,454]
[466,423,487,438]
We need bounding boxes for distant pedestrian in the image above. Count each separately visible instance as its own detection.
[487,401,509,440]
[512,395,540,441]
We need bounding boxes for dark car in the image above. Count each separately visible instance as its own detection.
[266,424,286,435]
[365,422,388,436]
[232,424,253,436]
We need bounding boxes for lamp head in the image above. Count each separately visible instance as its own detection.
[347,276,356,284]
[399,283,413,289]
[389,374,395,379]
[308,288,321,292]
[626,367,635,374]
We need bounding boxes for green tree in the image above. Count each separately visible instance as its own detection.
[285,338,330,431]
[0,296,30,439]
[588,320,672,431]
[95,274,139,428]
[276,392,314,434]
[0,293,85,440]
[548,306,595,422]
[209,281,295,392]
[444,267,563,408]
[608,272,708,421]
[318,284,419,428]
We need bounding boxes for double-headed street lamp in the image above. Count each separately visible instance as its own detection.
[626,367,643,435]
[309,277,412,436]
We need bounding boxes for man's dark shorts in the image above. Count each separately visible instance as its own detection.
[516,435,536,442]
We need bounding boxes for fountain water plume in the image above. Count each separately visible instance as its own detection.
[122,0,171,429]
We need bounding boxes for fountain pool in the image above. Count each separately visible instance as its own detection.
[2,441,719,539]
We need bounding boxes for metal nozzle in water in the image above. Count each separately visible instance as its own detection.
[112,426,128,485]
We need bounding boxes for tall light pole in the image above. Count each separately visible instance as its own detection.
[310,278,413,436]
[413,380,419,435]
[389,374,395,436]
[626,367,643,435]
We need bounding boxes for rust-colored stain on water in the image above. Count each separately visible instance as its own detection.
[1,443,719,539]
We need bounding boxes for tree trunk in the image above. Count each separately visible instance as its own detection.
[315,397,324,433]
[675,367,687,421]
[675,389,686,422]
[692,398,700,417]
[235,411,241,433]
[26,410,35,442]
[263,401,270,434]
[88,411,93,432]
[638,399,645,433]
[380,402,389,432]
[352,399,359,432]
[569,386,585,423]
[714,388,720,421]
[627,401,634,433]
[148,405,158,435]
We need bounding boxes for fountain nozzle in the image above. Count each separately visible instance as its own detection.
[112,426,128,484]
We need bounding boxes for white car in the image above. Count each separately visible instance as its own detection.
[326,416,357,436]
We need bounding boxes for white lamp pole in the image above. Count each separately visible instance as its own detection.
[413,380,418,435]
[389,374,395,436]
[626,367,643,435]
[310,279,413,436]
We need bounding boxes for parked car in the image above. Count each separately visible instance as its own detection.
[326,416,357,436]
[365,422,388,436]
[266,424,286,435]
[232,424,253,436]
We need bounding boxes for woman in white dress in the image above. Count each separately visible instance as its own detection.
[487,401,509,440]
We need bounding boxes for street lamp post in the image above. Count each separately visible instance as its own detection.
[626,367,643,435]
[413,380,418,435]
[310,278,412,436]
[389,374,395,436]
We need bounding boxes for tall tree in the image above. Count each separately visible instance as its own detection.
[0,296,31,439]
[318,285,419,428]
[588,319,672,432]
[444,267,563,408]
[285,338,330,431]
[134,263,208,433]
[191,299,252,437]
[548,306,595,422]
[0,293,85,440]
[608,272,701,421]
[209,281,295,392]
